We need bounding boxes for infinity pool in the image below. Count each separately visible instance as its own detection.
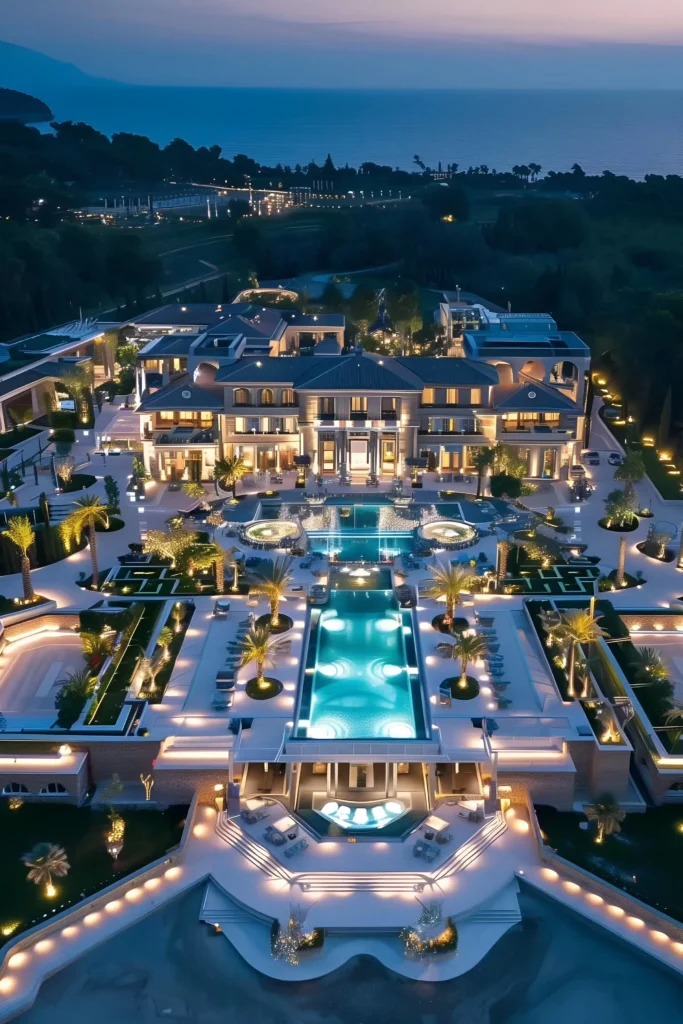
[307,532,414,562]
[296,588,426,740]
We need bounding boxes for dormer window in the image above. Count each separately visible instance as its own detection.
[234,388,250,406]
[260,388,274,406]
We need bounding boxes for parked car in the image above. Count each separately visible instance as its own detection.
[582,450,600,464]
[607,452,624,466]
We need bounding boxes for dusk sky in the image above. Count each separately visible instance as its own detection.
[5,0,683,87]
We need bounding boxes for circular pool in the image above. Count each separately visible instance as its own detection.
[318,798,408,830]
[242,519,300,547]
[418,519,478,549]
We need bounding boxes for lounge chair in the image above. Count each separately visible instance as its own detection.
[284,839,308,858]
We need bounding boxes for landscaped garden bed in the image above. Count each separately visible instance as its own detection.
[597,517,639,533]
[0,522,87,575]
[0,594,49,615]
[85,602,163,726]
[594,602,683,754]
[536,803,683,922]
[145,601,195,704]
[443,675,480,700]
[245,676,283,700]
[0,801,188,945]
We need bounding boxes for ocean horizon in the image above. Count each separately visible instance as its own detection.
[43,85,683,179]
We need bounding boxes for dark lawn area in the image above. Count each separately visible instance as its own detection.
[536,804,683,922]
[0,425,41,448]
[0,801,188,943]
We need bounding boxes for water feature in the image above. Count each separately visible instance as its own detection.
[296,588,425,740]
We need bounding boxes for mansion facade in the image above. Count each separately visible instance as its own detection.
[131,302,591,484]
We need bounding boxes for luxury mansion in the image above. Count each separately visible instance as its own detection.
[130,301,590,485]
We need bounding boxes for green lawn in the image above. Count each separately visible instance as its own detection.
[0,801,188,944]
[536,804,683,922]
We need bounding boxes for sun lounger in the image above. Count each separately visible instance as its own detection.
[241,808,266,824]
[284,839,308,858]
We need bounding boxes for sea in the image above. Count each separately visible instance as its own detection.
[44,86,683,180]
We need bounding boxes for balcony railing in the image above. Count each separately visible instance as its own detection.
[499,425,574,436]
[152,427,217,446]
[418,428,484,437]
[233,428,298,436]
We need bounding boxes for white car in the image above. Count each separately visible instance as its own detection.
[607,452,624,466]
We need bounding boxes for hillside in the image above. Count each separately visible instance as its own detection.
[0,87,53,123]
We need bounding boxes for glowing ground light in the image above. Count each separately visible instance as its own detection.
[382,721,415,738]
[309,723,340,739]
[321,617,345,632]
[375,618,401,632]
[318,663,339,677]
[382,664,403,679]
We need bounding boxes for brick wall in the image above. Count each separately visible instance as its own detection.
[2,613,80,642]
[0,763,88,804]
[621,613,683,632]
[498,770,575,810]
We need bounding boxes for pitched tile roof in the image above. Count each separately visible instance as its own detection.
[491,380,579,412]
[138,376,225,412]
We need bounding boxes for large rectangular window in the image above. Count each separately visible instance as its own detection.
[441,450,461,470]
[351,396,368,413]
[446,388,459,405]
[422,388,435,405]
[318,398,335,417]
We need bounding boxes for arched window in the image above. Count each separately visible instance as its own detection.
[3,783,29,794]
[260,388,274,406]
[234,388,250,406]
[39,782,68,795]
[281,389,295,407]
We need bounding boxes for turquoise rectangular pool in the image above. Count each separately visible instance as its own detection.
[296,588,426,740]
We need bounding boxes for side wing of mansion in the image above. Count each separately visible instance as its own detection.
[131,302,591,483]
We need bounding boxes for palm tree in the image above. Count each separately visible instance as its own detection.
[248,556,294,628]
[22,842,70,897]
[472,446,495,499]
[171,602,185,634]
[157,625,175,661]
[144,526,197,568]
[420,564,478,625]
[60,494,109,588]
[237,625,288,689]
[440,633,489,688]
[631,647,669,687]
[80,630,114,670]
[4,514,35,601]
[225,546,240,592]
[614,450,645,502]
[214,455,248,498]
[544,608,608,698]
[584,794,626,844]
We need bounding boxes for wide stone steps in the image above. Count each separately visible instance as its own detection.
[214,810,507,893]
